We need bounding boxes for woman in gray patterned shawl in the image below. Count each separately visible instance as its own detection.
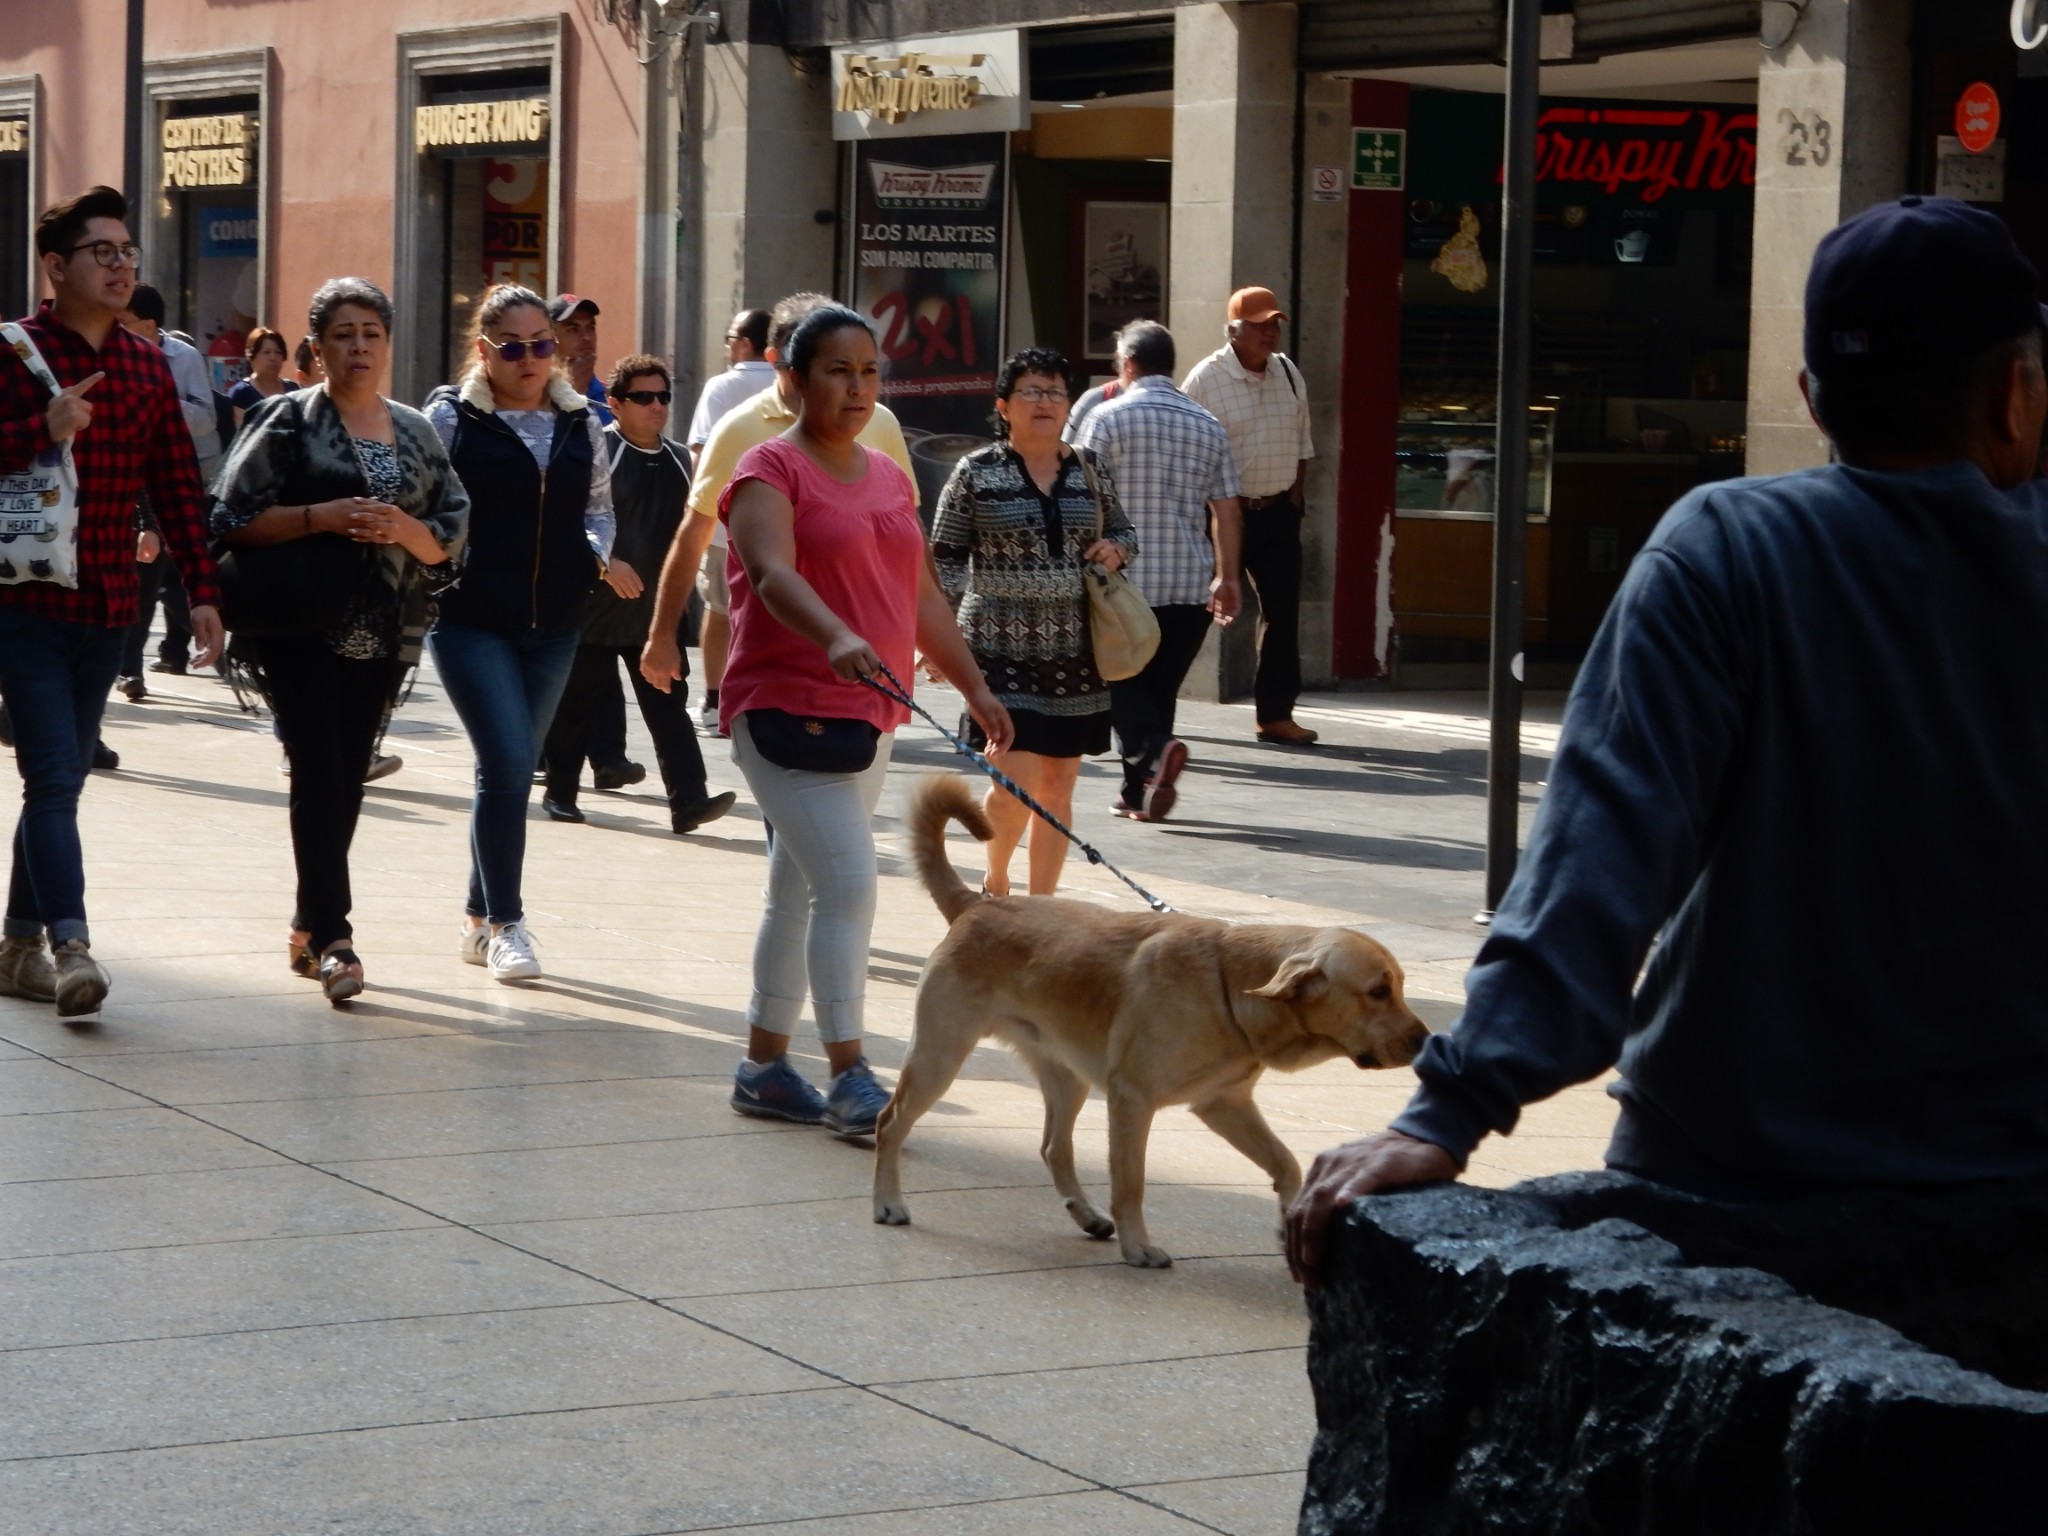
[210,277,468,1003]
[932,347,1137,896]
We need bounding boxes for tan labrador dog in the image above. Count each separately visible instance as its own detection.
[874,775,1431,1268]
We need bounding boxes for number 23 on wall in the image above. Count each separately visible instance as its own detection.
[1778,108,1834,168]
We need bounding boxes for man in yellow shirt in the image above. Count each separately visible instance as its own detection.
[640,291,914,707]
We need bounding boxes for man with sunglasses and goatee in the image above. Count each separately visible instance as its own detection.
[0,187,225,1020]
[539,356,736,836]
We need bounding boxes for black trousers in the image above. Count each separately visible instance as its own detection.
[120,557,193,676]
[1109,603,1213,805]
[581,664,633,771]
[1241,499,1305,725]
[542,643,708,811]
[257,636,397,953]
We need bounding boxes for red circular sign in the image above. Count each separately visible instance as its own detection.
[1957,82,2001,154]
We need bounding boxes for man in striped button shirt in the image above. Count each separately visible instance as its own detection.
[1182,286,1317,746]
[1075,320,1242,823]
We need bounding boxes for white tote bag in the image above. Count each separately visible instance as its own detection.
[0,322,82,588]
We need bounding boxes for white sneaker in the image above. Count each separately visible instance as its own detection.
[458,924,489,967]
[486,922,541,981]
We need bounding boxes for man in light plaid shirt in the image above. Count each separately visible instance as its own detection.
[1183,286,1317,746]
[1074,321,1242,822]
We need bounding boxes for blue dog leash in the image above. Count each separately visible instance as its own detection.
[859,661,1175,914]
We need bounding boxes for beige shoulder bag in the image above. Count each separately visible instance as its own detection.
[1074,448,1159,682]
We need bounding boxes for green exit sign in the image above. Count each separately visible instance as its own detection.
[1352,127,1406,191]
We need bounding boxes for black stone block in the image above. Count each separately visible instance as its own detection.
[1300,1175,2048,1534]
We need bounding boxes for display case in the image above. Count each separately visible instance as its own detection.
[1393,411,1555,520]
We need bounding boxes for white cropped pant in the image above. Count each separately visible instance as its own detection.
[731,714,895,1045]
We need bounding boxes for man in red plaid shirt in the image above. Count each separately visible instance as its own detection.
[0,186,224,1020]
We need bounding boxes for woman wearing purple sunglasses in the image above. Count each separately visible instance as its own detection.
[423,283,627,982]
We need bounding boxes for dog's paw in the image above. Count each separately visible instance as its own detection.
[1064,1199,1115,1240]
[1120,1243,1173,1269]
[874,1200,912,1226]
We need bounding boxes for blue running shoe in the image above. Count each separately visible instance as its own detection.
[824,1057,892,1137]
[731,1056,827,1124]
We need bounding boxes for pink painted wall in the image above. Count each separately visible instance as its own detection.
[4,1,645,354]
[3,3,131,295]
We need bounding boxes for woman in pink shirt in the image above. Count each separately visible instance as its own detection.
[719,305,1012,1135]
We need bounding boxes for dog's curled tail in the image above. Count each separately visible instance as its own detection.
[908,774,994,924]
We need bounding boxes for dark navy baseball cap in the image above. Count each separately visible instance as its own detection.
[1804,196,2047,380]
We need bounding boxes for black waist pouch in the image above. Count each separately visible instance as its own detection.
[744,708,880,774]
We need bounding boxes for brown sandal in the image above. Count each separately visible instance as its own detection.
[288,931,317,979]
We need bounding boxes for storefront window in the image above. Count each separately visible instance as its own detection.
[0,113,27,321]
[1390,87,1757,670]
[412,72,552,386]
[158,96,261,390]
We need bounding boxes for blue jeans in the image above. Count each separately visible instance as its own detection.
[0,609,126,944]
[427,622,579,925]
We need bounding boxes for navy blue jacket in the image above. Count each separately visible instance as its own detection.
[1395,462,2048,1191]
[427,383,598,634]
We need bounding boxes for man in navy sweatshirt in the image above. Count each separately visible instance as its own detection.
[1287,196,2048,1284]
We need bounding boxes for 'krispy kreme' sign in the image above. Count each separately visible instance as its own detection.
[1506,106,1757,205]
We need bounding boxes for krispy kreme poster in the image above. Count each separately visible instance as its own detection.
[850,134,1009,520]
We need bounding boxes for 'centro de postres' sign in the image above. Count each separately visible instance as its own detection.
[830,30,1027,141]
[162,113,257,189]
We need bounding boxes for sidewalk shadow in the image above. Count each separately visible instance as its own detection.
[361,981,749,1043]
[104,770,468,826]
[356,783,490,816]
[1172,734,1549,798]
[500,977,752,1035]
[543,817,765,853]
[97,768,289,811]
[1150,818,1486,873]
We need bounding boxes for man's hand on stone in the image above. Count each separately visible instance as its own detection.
[1285,1130,1461,1287]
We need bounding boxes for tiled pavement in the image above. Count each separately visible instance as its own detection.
[0,658,1612,1533]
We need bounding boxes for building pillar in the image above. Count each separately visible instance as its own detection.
[640,26,683,369]
[692,40,836,403]
[1746,0,1912,475]
[1170,2,1299,704]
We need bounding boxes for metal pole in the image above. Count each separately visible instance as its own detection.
[1481,0,1540,920]
[124,0,145,204]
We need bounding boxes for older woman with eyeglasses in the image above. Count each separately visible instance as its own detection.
[423,283,621,983]
[931,347,1137,896]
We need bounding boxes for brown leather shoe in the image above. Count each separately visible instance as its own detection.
[1256,720,1320,746]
